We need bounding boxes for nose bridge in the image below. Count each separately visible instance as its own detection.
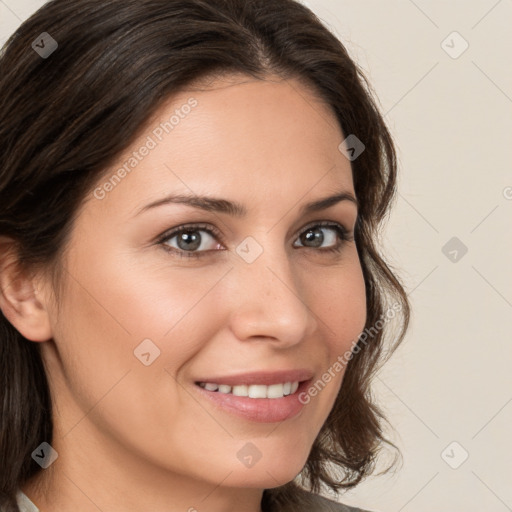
[228,235,317,345]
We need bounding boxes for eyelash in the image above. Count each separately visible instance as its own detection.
[156,221,354,259]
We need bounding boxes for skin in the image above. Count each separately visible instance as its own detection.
[1,74,366,512]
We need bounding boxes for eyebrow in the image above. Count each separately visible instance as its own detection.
[135,190,358,217]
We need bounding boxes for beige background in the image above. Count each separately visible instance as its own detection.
[1,1,511,510]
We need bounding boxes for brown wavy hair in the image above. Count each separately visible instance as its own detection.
[0,0,410,510]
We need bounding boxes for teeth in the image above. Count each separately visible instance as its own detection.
[198,381,300,398]
[249,385,270,398]
[232,384,248,396]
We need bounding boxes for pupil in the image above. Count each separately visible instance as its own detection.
[304,228,323,247]
[178,231,201,251]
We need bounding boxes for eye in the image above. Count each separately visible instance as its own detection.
[293,221,352,253]
[159,223,223,258]
[157,221,353,259]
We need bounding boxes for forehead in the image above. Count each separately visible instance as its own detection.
[88,74,354,218]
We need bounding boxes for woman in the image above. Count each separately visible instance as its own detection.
[0,0,410,511]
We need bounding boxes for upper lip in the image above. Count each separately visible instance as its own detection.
[194,369,314,387]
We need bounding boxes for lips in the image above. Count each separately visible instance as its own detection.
[193,378,313,423]
[191,368,315,422]
[193,368,314,387]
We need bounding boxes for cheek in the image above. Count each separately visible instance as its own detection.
[311,257,367,349]
[308,257,367,395]
[47,259,221,461]
[45,246,202,421]
[61,239,224,345]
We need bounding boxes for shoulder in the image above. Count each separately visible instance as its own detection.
[304,492,377,512]
[278,487,378,512]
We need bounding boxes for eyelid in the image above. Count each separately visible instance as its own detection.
[299,220,354,240]
[155,222,225,249]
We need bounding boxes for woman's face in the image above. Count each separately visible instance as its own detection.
[36,75,366,502]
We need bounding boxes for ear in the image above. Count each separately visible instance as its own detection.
[0,237,53,342]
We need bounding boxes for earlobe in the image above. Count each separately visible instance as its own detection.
[0,239,53,342]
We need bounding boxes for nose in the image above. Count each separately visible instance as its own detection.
[227,242,319,348]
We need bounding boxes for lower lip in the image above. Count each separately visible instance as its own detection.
[193,380,312,423]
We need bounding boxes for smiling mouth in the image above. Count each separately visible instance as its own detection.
[195,380,302,399]
[193,378,312,423]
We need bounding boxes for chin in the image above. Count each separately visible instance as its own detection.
[228,459,307,489]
